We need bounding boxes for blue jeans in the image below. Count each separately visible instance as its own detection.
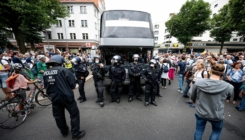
[178,74,184,91]
[238,96,245,110]
[194,114,223,140]
[0,74,8,88]
[184,79,191,95]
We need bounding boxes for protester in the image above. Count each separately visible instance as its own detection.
[190,62,233,140]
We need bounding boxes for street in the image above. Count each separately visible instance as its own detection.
[0,78,245,140]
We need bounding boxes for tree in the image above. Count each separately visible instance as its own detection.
[0,0,68,53]
[165,0,211,51]
[228,0,245,39]
[210,4,233,54]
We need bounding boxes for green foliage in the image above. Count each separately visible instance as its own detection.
[0,0,69,53]
[228,0,245,37]
[210,4,233,54]
[165,0,211,47]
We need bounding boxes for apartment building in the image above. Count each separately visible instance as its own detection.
[9,0,106,54]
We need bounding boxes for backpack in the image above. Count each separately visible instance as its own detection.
[163,64,169,73]
[184,65,193,79]
[31,63,38,76]
[0,59,13,76]
[201,70,210,78]
[6,74,20,89]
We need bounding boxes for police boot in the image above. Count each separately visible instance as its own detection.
[128,97,133,103]
[151,101,158,106]
[156,94,162,97]
[110,99,116,103]
[77,97,82,100]
[100,102,104,107]
[80,98,87,103]
[117,99,120,104]
[95,99,100,103]
[145,102,149,107]
[136,96,142,101]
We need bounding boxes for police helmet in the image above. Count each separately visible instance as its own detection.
[47,55,64,64]
[93,55,102,63]
[12,63,22,70]
[71,57,81,65]
[149,59,157,65]
[113,55,122,63]
[132,54,139,60]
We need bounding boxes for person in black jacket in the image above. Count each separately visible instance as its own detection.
[91,55,108,107]
[141,59,160,107]
[154,55,162,97]
[128,54,143,102]
[43,55,85,140]
[109,55,126,103]
[71,57,89,103]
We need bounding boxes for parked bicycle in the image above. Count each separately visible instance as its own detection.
[0,81,51,129]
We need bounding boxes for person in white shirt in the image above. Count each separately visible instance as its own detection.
[237,55,245,66]
[161,59,170,89]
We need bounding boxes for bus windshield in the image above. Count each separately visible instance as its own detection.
[101,10,153,38]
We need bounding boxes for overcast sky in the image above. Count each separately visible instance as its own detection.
[105,0,215,23]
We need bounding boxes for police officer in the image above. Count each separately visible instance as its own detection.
[128,54,143,102]
[43,55,85,139]
[154,55,162,97]
[109,55,126,103]
[71,57,89,103]
[91,55,108,107]
[141,59,160,107]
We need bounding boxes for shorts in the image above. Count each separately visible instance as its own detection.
[38,76,44,86]
[0,74,9,88]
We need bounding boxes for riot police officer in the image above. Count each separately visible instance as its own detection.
[141,59,160,107]
[128,54,143,102]
[91,55,108,107]
[71,57,89,103]
[154,55,162,97]
[109,55,126,103]
[44,55,85,139]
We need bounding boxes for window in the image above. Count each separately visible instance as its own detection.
[94,9,97,17]
[57,33,64,39]
[6,33,14,39]
[197,33,202,37]
[154,37,158,41]
[154,31,159,35]
[67,6,73,14]
[69,20,75,27]
[154,25,159,29]
[56,20,62,27]
[214,4,218,8]
[47,33,52,39]
[81,20,88,27]
[80,6,87,14]
[95,22,97,29]
[82,33,89,40]
[233,38,238,41]
[70,33,76,39]
[165,29,169,33]
[164,35,171,40]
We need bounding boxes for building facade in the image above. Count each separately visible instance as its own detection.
[9,0,106,54]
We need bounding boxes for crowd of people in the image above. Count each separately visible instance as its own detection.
[1,49,245,140]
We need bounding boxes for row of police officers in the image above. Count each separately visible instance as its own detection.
[43,54,162,139]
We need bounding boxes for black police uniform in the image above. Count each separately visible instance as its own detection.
[91,63,108,102]
[109,64,126,102]
[43,66,81,138]
[74,63,89,101]
[155,62,162,97]
[128,62,143,100]
[141,66,160,103]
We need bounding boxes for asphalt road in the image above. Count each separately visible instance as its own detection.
[0,78,245,140]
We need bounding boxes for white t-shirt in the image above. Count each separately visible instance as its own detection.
[193,70,207,81]
[0,59,9,75]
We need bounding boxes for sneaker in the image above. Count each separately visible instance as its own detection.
[178,90,180,92]
[180,91,183,94]
[183,95,189,98]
